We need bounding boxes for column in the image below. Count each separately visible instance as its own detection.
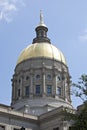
[11,79,15,103]
[42,68,46,97]
[20,76,23,98]
[11,76,17,104]
[19,72,24,99]
[30,69,33,98]
[53,69,57,97]
[67,76,71,102]
[64,76,68,101]
[54,74,57,97]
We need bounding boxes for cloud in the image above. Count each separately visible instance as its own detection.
[0,0,25,23]
[79,29,87,42]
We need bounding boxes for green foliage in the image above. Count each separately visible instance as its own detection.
[72,74,87,101]
[70,102,87,130]
[71,74,87,130]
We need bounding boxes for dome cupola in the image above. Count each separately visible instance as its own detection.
[33,11,51,44]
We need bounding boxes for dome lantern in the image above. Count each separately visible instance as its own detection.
[32,11,51,44]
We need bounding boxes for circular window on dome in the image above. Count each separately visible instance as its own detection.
[47,74,51,80]
[36,74,40,79]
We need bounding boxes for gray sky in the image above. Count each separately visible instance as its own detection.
[0,0,87,108]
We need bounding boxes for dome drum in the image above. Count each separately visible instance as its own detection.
[12,57,71,106]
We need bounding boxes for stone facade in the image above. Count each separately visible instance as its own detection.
[0,104,75,130]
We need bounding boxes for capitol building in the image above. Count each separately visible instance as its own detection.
[0,12,75,130]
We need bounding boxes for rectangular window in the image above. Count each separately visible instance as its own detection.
[53,127,59,130]
[18,89,20,97]
[47,85,52,94]
[56,87,61,96]
[14,128,20,130]
[25,86,29,96]
[0,125,5,130]
[36,85,40,94]
[69,126,76,130]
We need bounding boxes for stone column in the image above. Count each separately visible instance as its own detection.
[11,76,17,104]
[60,121,68,130]
[30,69,33,98]
[42,68,46,97]
[53,69,58,97]
[54,74,57,96]
[67,75,71,102]
[62,76,65,101]
[19,72,24,99]
[64,76,68,102]
[20,77,23,98]
[11,79,15,103]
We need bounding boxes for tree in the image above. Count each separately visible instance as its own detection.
[70,74,87,130]
[72,74,87,101]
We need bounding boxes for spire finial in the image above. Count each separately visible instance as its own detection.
[40,10,44,24]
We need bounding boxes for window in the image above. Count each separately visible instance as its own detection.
[57,75,61,81]
[20,127,25,130]
[18,89,20,97]
[36,74,40,79]
[53,127,59,130]
[0,125,5,130]
[47,74,51,80]
[26,76,29,80]
[19,79,21,83]
[15,80,17,83]
[14,128,20,130]
[25,86,29,96]
[56,87,61,96]
[47,85,52,94]
[36,85,40,94]
[69,126,76,130]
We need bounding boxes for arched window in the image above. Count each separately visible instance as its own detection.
[47,74,51,80]
[26,76,29,80]
[57,75,61,82]
[36,74,40,79]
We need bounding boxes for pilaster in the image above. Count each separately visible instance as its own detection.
[42,67,46,97]
[30,69,34,98]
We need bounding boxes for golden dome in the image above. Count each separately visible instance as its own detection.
[17,43,67,65]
